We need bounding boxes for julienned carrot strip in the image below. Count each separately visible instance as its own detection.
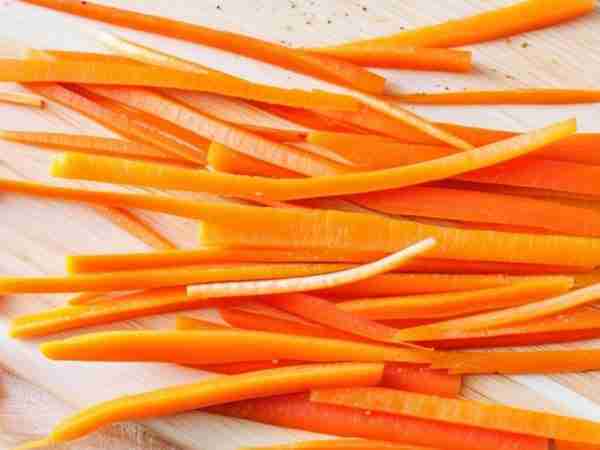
[337,278,574,321]
[0,263,350,294]
[186,239,436,300]
[0,90,44,107]
[27,83,206,164]
[393,282,600,342]
[208,143,301,178]
[319,0,595,48]
[52,118,577,200]
[256,103,366,133]
[311,387,600,444]
[209,394,548,450]
[239,439,430,450]
[555,441,600,450]
[40,330,433,364]
[67,292,104,305]
[22,0,386,94]
[92,206,176,251]
[432,349,600,375]
[17,364,383,449]
[85,87,348,176]
[237,125,307,143]
[309,46,472,72]
[392,89,600,105]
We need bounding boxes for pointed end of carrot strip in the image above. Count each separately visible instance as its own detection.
[11,437,53,450]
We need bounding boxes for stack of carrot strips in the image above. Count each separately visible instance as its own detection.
[0,90,44,107]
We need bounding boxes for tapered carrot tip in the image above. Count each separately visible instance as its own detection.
[11,437,53,450]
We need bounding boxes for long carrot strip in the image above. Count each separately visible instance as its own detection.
[317,0,595,49]
[337,278,573,320]
[309,46,472,72]
[22,0,386,94]
[208,143,301,178]
[393,89,600,105]
[52,118,577,200]
[209,394,548,450]
[0,90,44,107]
[40,330,434,364]
[256,103,366,133]
[240,439,431,449]
[186,239,435,299]
[17,364,383,449]
[311,387,600,444]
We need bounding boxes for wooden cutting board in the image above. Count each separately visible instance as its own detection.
[2,1,600,448]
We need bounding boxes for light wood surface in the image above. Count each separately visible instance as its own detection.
[1,0,600,449]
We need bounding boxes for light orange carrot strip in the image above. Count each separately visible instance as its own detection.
[311,387,600,444]
[240,438,432,449]
[18,363,383,449]
[337,278,573,321]
[318,0,595,49]
[52,118,577,200]
[0,91,44,107]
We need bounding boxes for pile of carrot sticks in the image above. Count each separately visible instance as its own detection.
[3,0,600,449]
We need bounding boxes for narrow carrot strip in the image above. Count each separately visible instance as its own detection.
[311,387,600,444]
[393,89,600,105]
[52,118,577,200]
[237,125,307,143]
[18,363,383,449]
[240,438,432,449]
[309,46,472,72]
[186,239,436,299]
[27,83,206,164]
[337,278,573,320]
[256,103,366,133]
[208,143,301,178]
[67,292,103,305]
[318,0,595,48]
[209,394,548,450]
[40,330,434,364]
[22,0,385,94]
[556,440,600,450]
[0,91,44,107]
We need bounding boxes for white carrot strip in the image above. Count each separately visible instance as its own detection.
[0,91,44,108]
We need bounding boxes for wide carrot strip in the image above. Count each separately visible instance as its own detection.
[209,394,548,450]
[393,89,600,105]
[318,0,595,48]
[338,278,573,321]
[240,438,433,449]
[27,83,206,164]
[0,90,44,107]
[311,388,600,444]
[17,363,383,449]
[41,330,434,364]
[52,118,577,200]
[310,46,472,72]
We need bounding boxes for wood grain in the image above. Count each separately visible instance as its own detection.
[1,0,600,449]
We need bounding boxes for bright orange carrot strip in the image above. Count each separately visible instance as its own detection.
[0,90,44,107]
[393,89,600,105]
[52,118,577,200]
[209,394,548,450]
[67,292,103,305]
[310,45,472,72]
[41,330,433,364]
[318,0,595,49]
[337,278,573,321]
[556,440,600,450]
[256,103,366,132]
[27,83,206,164]
[240,438,433,449]
[22,0,385,94]
[208,143,301,178]
[19,363,383,448]
[311,387,600,444]
[238,125,307,142]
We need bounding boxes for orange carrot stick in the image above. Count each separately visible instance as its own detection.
[337,278,574,321]
[209,394,548,450]
[52,118,577,200]
[392,89,600,105]
[309,46,472,72]
[318,0,595,48]
[17,363,383,449]
[256,103,366,133]
[311,387,600,444]
[208,143,301,178]
[41,330,433,364]
[0,90,44,107]
[239,439,431,450]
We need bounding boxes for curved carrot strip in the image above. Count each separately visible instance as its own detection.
[309,46,472,72]
[0,90,44,107]
[209,394,548,450]
[40,330,433,364]
[186,239,435,299]
[318,0,595,48]
[241,438,432,449]
[338,278,574,321]
[20,364,382,448]
[393,89,600,105]
[311,387,600,444]
[21,0,386,94]
[52,118,577,200]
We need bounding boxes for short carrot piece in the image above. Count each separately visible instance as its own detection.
[40,330,434,364]
[311,387,600,444]
[208,394,548,450]
[17,363,383,448]
[0,90,44,107]
[239,438,433,449]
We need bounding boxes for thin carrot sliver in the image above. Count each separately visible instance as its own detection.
[311,387,600,444]
[0,91,44,107]
[318,0,595,49]
[19,363,383,448]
